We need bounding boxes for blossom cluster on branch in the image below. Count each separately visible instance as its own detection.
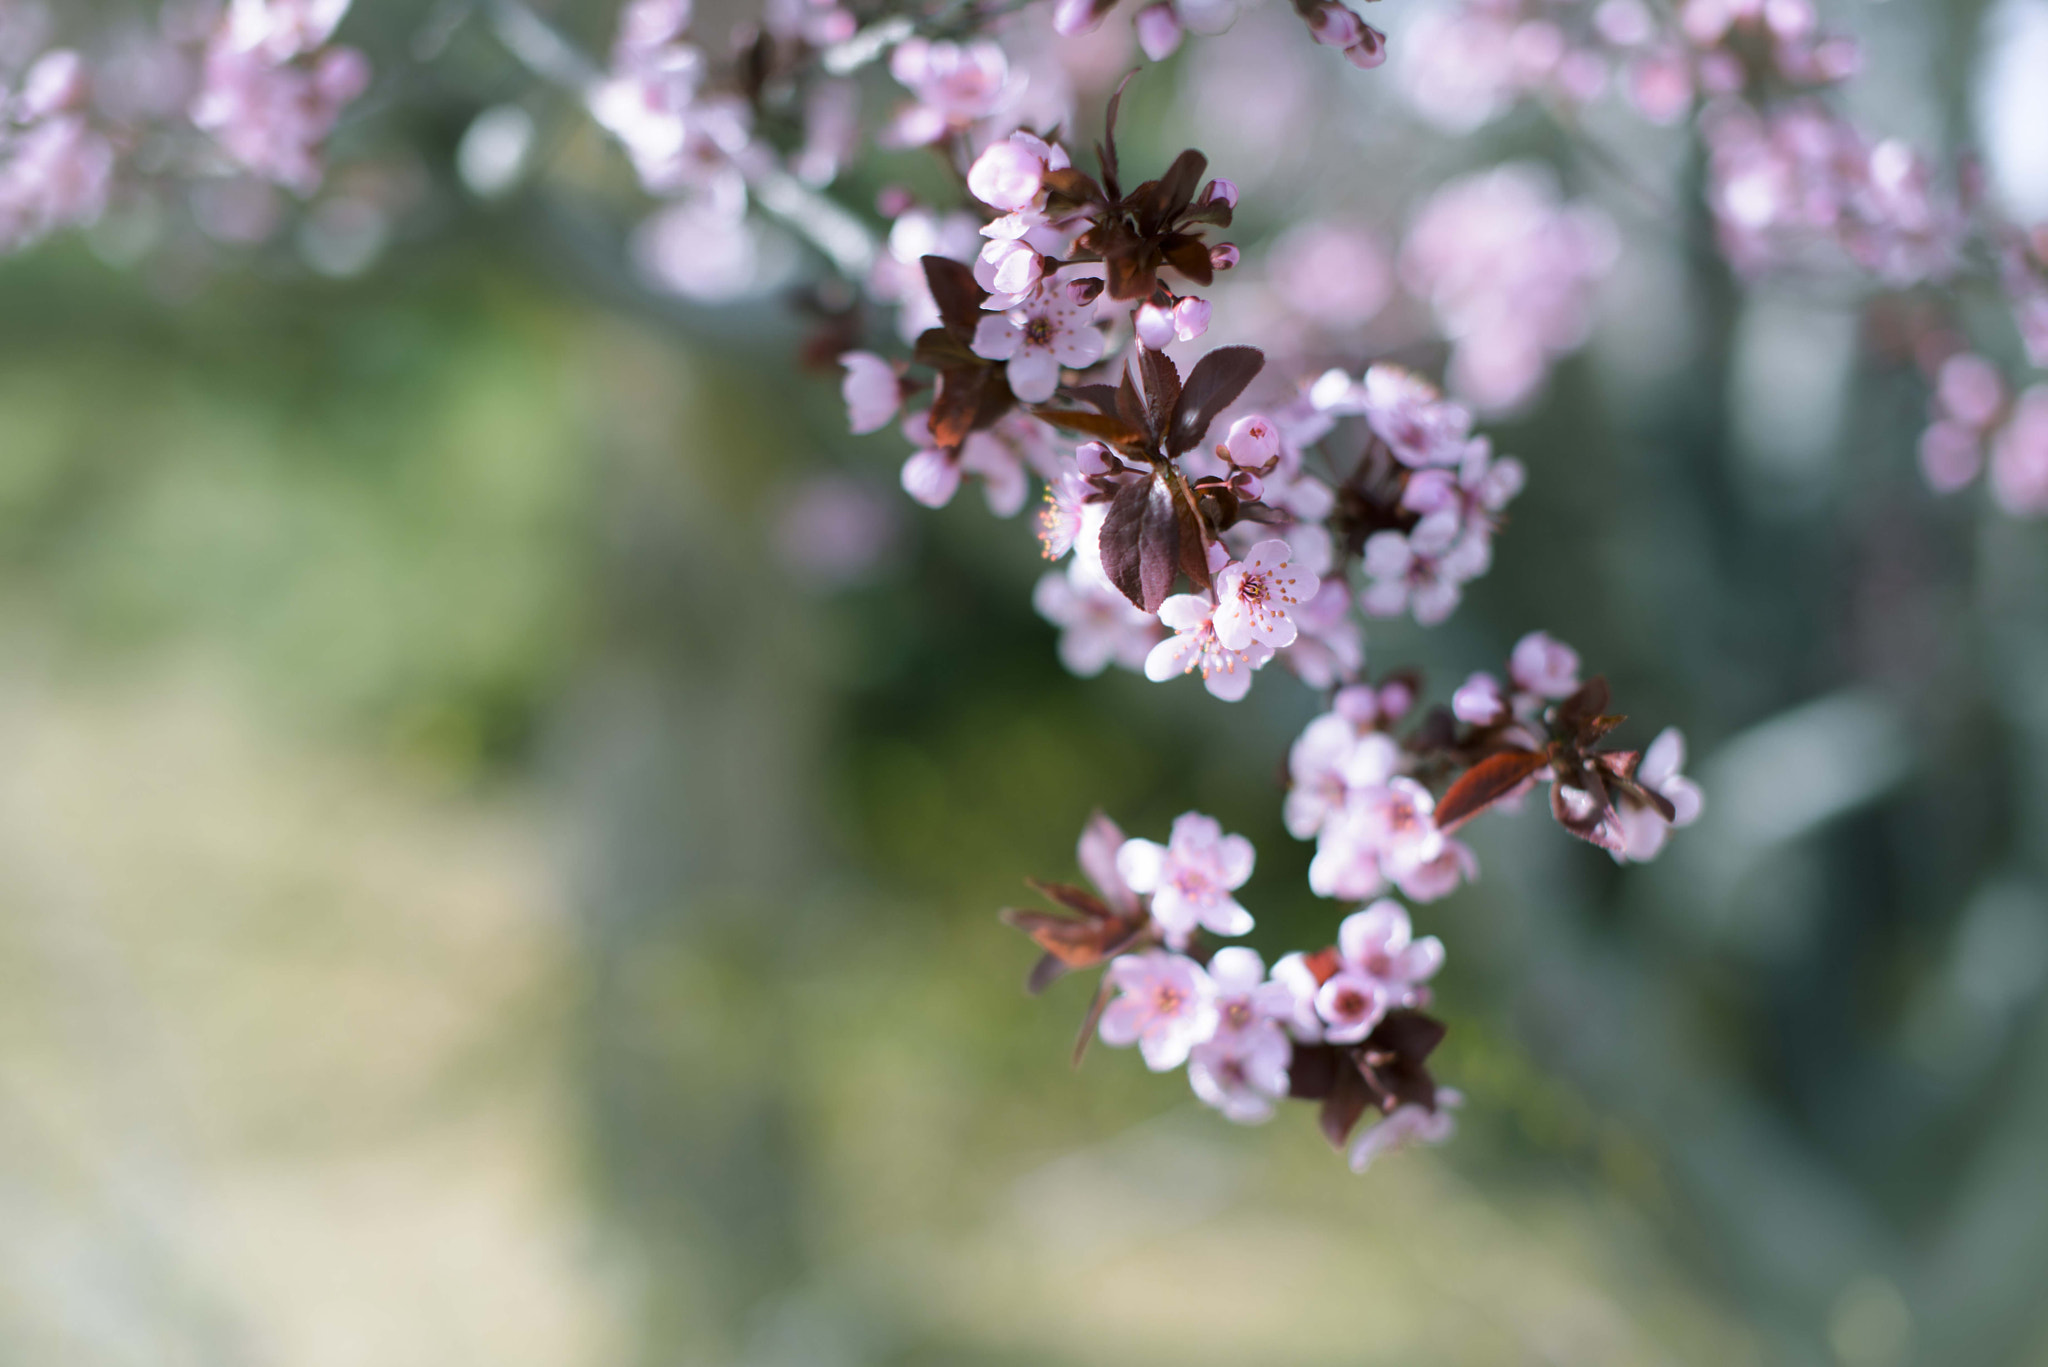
[0,0,368,256]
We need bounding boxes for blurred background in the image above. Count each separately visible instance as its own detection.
[3,0,2048,1363]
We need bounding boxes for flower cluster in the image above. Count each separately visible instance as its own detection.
[1004,812,1458,1171]
[0,49,114,254]
[0,0,371,260]
[1398,164,1617,411]
[191,0,370,194]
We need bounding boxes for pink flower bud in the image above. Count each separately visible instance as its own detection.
[1343,29,1389,69]
[1228,469,1264,501]
[1224,414,1281,467]
[1937,353,2004,429]
[1136,302,1177,350]
[1077,441,1117,475]
[1066,275,1105,306]
[1053,0,1116,35]
[1135,3,1185,61]
[1308,2,1366,48]
[968,137,1046,213]
[1451,672,1507,726]
[1171,295,1212,341]
[1202,178,1239,210]
[1209,243,1240,271]
[1333,684,1379,725]
[1376,679,1415,721]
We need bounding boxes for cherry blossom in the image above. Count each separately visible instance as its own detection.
[971,290,1105,403]
[1098,950,1219,1070]
[1144,592,1277,702]
[1509,630,1581,699]
[1211,539,1311,651]
[839,352,900,435]
[1116,811,1256,942]
[1188,1028,1291,1121]
[1991,386,2048,518]
[884,39,1011,147]
[1613,727,1705,862]
[1033,564,1163,676]
[1348,1092,1461,1173]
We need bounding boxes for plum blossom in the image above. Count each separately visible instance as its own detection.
[1185,945,1296,1121]
[1509,630,1580,698]
[1309,778,1448,901]
[1286,715,1401,840]
[1315,364,1474,468]
[1991,386,2048,518]
[1401,165,1618,411]
[191,0,372,193]
[0,111,115,253]
[1314,898,1447,1045]
[1033,563,1162,676]
[884,39,1012,147]
[898,411,1029,516]
[1359,513,1490,625]
[971,289,1105,403]
[1211,539,1311,651]
[1613,727,1705,862]
[1099,950,1218,1071]
[1349,1091,1461,1173]
[839,352,900,434]
[967,131,1068,213]
[1145,592,1277,701]
[1116,811,1256,942]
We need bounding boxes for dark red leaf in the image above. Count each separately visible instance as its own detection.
[1021,878,1113,920]
[1116,365,1150,436]
[913,328,976,370]
[1135,149,1208,232]
[921,255,983,337]
[1167,346,1264,457]
[1303,946,1341,985]
[1099,472,1182,611]
[1286,1043,1342,1100]
[1098,68,1139,200]
[1555,676,1612,735]
[929,367,993,449]
[1062,383,1124,416]
[1041,165,1104,211]
[1550,778,1625,850]
[1138,346,1181,436]
[1169,469,1213,594]
[1318,1052,1373,1148]
[1030,406,1149,446]
[1436,748,1549,831]
[1161,234,1214,287]
[1026,951,1068,995]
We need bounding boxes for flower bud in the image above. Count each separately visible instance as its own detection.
[1308,2,1366,48]
[1171,296,1212,342]
[1136,302,1177,350]
[1343,25,1388,68]
[1135,3,1185,60]
[1224,414,1281,467]
[1076,441,1117,475]
[1209,243,1240,271]
[1201,178,1239,210]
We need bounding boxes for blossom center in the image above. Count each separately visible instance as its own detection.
[1024,316,1054,346]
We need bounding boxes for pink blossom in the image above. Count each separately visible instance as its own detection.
[971,290,1104,402]
[885,39,1010,146]
[1192,947,1303,1121]
[1935,353,2004,430]
[1359,514,1489,625]
[1335,899,1445,1004]
[839,352,900,434]
[192,6,371,194]
[1033,564,1162,676]
[897,412,1029,516]
[1401,165,1617,412]
[1267,952,1328,1042]
[1281,578,1366,688]
[1144,592,1276,701]
[1116,811,1257,941]
[1918,421,1982,494]
[1211,539,1311,651]
[1136,3,1186,60]
[1354,365,1474,468]
[1099,950,1219,1071]
[1348,1091,1460,1173]
[1509,630,1580,699]
[1286,715,1400,839]
[1223,414,1281,467]
[0,116,114,252]
[1309,778,1445,900]
[966,131,1068,213]
[1396,840,1479,903]
[1990,386,2048,518]
[1613,726,1705,862]
[1452,672,1507,726]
